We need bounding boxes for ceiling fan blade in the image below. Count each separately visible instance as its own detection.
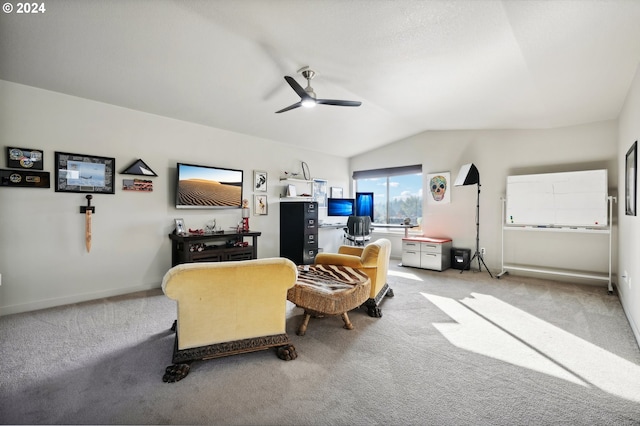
[316,99,362,107]
[275,101,302,114]
[284,76,313,101]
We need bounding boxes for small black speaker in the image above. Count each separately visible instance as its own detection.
[451,248,471,270]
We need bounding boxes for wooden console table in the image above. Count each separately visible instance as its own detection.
[169,231,261,266]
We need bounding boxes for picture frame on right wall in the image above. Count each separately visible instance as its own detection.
[626,140,637,216]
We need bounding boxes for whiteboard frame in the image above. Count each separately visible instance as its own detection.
[505,169,608,228]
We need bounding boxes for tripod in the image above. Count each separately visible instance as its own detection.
[461,183,493,277]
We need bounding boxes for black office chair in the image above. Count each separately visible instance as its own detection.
[344,216,372,246]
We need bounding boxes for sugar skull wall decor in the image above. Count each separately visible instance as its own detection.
[426,172,451,205]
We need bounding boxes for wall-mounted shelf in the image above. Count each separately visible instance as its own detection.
[280,178,314,201]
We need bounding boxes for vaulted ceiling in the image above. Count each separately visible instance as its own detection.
[2,0,640,157]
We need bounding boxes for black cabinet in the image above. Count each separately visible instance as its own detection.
[168,231,261,266]
[280,201,318,265]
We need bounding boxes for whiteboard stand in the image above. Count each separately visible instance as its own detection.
[498,196,615,294]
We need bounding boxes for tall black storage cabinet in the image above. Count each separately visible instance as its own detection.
[280,201,318,265]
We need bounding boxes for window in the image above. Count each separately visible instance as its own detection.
[353,165,422,228]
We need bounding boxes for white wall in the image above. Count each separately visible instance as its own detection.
[0,81,350,315]
[618,63,640,345]
[350,122,618,278]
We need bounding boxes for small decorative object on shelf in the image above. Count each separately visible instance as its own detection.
[174,218,186,236]
[301,161,310,180]
[205,219,218,234]
[241,199,250,231]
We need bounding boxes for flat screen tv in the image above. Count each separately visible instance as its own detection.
[355,192,374,221]
[176,162,243,209]
[327,198,355,216]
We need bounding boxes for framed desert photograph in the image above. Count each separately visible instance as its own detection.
[55,151,115,194]
[254,170,267,192]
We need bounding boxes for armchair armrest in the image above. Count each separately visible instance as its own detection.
[337,245,364,256]
[315,252,365,269]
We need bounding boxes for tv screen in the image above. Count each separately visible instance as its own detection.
[176,163,243,209]
[355,192,374,221]
[327,198,355,216]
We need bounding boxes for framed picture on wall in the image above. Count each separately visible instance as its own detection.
[313,178,328,208]
[6,147,44,170]
[54,151,115,194]
[626,140,637,216]
[426,172,451,205]
[254,170,267,192]
[254,194,268,215]
[330,187,343,198]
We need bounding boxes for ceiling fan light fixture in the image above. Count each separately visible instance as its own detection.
[301,98,316,108]
[275,67,361,113]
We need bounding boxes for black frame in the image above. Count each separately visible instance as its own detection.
[0,169,50,188]
[626,141,637,216]
[55,151,115,194]
[6,147,44,170]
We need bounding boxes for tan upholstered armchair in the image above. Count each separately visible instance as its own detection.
[161,258,298,382]
[314,238,393,317]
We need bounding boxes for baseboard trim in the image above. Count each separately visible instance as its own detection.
[618,285,640,350]
[0,283,161,317]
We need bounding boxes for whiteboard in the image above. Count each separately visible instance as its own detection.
[506,170,608,227]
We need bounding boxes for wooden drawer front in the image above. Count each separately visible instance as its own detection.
[402,241,421,252]
[420,252,443,270]
[402,249,421,267]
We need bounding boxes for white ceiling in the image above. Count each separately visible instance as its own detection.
[2,0,640,158]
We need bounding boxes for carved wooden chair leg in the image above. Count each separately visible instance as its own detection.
[162,362,191,383]
[341,312,354,330]
[297,312,311,336]
[277,344,298,360]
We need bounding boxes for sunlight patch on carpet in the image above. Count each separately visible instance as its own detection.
[422,292,640,403]
[388,270,423,281]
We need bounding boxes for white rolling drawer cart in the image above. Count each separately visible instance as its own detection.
[402,237,452,271]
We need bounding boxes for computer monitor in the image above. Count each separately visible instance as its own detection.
[327,198,355,216]
[355,192,374,221]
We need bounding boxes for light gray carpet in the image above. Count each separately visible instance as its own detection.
[1,264,639,425]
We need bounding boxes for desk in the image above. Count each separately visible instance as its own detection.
[287,265,371,336]
[318,222,347,229]
[371,223,415,238]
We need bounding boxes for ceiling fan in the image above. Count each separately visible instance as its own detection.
[275,67,362,113]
